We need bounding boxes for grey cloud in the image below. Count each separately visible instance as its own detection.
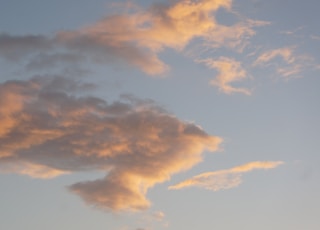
[25,52,84,71]
[0,33,52,61]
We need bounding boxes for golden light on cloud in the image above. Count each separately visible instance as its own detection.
[199,57,251,95]
[0,0,316,98]
[0,77,222,212]
[0,0,269,82]
[169,161,284,191]
[0,161,68,179]
[56,0,234,75]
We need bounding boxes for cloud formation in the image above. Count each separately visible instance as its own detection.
[199,57,250,95]
[169,161,283,191]
[1,0,316,97]
[0,76,222,212]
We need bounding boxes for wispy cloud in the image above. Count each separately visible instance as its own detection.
[206,18,270,52]
[310,35,320,41]
[254,47,296,65]
[279,26,304,37]
[0,161,68,179]
[117,210,167,230]
[254,47,314,78]
[169,161,284,191]
[199,57,251,95]
[152,211,165,222]
[135,210,169,230]
[0,76,222,212]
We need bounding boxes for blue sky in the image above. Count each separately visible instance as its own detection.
[0,1,319,230]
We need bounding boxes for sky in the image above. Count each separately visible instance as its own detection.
[0,0,319,229]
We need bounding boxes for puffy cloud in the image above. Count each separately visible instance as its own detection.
[0,77,222,212]
[48,0,233,75]
[0,0,266,77]
[169,161,284,191]
[198,57,251,95]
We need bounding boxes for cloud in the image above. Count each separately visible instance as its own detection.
[0,76,222,212]
[253,47,314,78]
[57,0,267,74]
[0,0,267,77]
[152,211,165,222]
[254,47,296,65]
[206,18,270,52]
[310,35,320,41]
[198,57,251,95]
[40,0,231,74]
[0,1,284,98]
[0,33,52,61]
[25,52,84,71]
[168,161,283,191]
[0,161,68,179]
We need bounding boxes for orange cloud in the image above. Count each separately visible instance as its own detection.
[0,161,67,179]
[0,0,267,78]
[169,161,283,191]
[0,77,222,212]
[199,57,251,95]
[56,0,233,75]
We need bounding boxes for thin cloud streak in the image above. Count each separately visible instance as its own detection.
[0,76,222,212]
[169,161,284,191]
[0,161,68,179]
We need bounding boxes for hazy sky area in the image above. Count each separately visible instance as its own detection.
[0,0,319,229]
